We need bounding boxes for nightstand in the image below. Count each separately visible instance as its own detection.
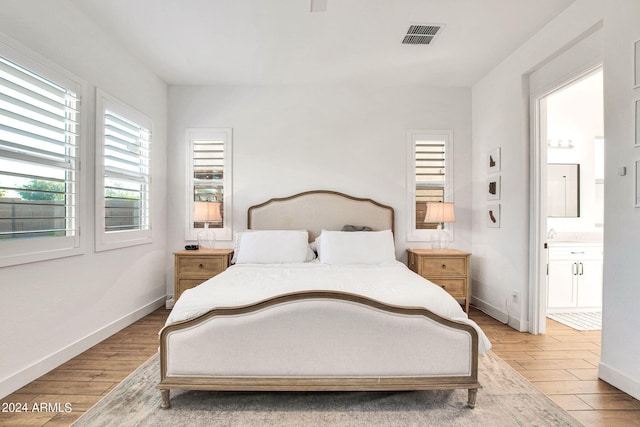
[173,248,233,301]
[407,249,471,313]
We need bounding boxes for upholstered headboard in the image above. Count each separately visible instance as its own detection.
[248,190,394,241]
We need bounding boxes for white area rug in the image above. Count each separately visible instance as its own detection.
[547,311,602,331]
[72,351,582,427]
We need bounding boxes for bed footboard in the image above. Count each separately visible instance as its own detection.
[158,291,480,408]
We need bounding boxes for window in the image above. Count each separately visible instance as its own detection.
[96,89,152,251]
[407,130,453,241]
[185,128,232,242]
[0,50,82,266]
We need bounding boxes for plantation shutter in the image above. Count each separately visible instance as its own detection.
[193,138,224,228]
[103,110,150,232]
[415,138,446,229]
[0,55,80,239]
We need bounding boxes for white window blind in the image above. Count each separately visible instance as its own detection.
[96,89,152,251]
[185,128,232,242]
[193,138,224,227]
[415,137,446,229]
[0,55,80,241]
[406,130,453,241]
[103,109,150,233]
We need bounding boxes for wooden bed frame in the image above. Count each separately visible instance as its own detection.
[157,190,481,409]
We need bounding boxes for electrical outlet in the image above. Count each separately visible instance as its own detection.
[511,290,520,303]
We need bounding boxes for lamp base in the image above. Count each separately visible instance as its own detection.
[197,228,216,249]
[430,227,450,250]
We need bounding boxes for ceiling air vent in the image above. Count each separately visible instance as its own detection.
[402,24,444,45]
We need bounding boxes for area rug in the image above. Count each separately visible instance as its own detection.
[547,311,602,331]
[72,351,581,427]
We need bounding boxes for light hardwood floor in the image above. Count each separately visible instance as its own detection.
[472,308,640,426]
[0,308,169,426]
[1,306,639,426]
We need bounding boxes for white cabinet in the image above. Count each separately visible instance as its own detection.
[547,245,602,311]
[548,258,575,308]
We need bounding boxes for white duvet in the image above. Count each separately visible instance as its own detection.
[166,260,491,353]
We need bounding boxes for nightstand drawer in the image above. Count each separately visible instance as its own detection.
[174,249,234,303]
[419,257,467,276]
[176,279,208,299]
[430,278,466,297]
[178,256,226,276]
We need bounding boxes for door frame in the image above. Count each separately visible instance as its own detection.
[528,64,603,335]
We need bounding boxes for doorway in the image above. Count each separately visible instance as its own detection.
[532,68,604,334]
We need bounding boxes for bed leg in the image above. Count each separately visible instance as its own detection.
[160,389,171,409]
[467,388,477,409]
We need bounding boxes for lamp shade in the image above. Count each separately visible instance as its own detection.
[194,201,222,222]
[424,202,456,223]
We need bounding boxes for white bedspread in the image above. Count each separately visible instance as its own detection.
[166,261,491,353]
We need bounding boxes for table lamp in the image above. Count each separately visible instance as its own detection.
[424,202,455,249]
[194,201,222,248]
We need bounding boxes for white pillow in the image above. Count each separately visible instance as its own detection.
[317,230,396,264]
[233,230,311,264]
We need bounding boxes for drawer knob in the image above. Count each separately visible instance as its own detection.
[199,263,204,269]
[441,285,446,289]
[441,264,447,269]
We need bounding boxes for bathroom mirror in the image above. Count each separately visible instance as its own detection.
[548,164,580,217]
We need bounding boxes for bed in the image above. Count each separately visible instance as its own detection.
[157,190,491,409]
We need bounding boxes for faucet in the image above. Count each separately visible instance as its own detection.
[547,229,557,240]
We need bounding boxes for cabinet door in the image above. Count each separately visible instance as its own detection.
[547,259,576,309]
[576,259,603,308]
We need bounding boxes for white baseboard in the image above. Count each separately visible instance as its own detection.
[471,296,528,332]
[0,296,165,399]
[598,362,640,401]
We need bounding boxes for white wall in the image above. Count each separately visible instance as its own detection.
[472,0,640,400]
[167,84,473,290]
[599,0,640,400]
[0,1,168,398]
[471,0,603,329]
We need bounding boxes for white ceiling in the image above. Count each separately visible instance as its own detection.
[69,0,575,87]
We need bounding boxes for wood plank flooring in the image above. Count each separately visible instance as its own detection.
[0,308,169,426]
[472,308,640,426]
[1,306,639,426]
